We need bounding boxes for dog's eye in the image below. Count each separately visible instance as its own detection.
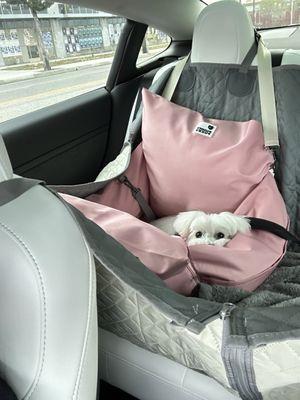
[195,231,203,238]
[215,232,225,239]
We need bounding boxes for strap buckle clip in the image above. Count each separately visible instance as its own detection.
[254,30,261,44]
[118,175,141,196]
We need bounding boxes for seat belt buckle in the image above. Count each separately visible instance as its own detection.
[266,145,279,157]
[266,145,279,173]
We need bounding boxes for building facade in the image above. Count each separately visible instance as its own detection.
[0,2,126,66]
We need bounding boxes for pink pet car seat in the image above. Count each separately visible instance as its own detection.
[64,88,288,295]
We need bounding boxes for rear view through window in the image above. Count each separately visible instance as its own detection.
[137,26,171,65]
[206,0,300,28]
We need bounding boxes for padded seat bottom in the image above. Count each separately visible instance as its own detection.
[99,329,240,400]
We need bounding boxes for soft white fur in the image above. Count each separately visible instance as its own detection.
[151,211,250,246]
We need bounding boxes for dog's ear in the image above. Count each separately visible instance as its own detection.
[219,212,251,235]
[173,211,200,239]
[236,216,251,234]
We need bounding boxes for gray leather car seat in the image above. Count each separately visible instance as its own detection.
[0,137,98,400]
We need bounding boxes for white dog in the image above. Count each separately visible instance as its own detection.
[151,211,250,246]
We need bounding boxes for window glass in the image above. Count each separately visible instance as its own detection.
[137,26,171,65]
[205,0,300,29]
[0,1,125,123]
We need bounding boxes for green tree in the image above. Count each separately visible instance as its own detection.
[259,0,300,25]
[6,0,53,70]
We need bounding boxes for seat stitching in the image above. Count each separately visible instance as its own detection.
[72,239,95,400]
[0,222,47,400]
[180,367,188,388]
[136,293,149,346]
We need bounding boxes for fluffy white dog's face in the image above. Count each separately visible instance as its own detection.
[173,211,250,247]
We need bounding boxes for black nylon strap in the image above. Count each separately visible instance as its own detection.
[240,41,258,70]
[239,30,260,72]
[118,175,156,221]
[248,217,300,245]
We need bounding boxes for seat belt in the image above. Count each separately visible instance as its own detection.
[241,32,279,148]
[155,35,279,148]
[162,54,190,101]
[257,35,279,148]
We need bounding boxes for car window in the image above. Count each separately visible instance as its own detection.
[205,0,300,29]
[136,26,171,66]
[0,1,125,123]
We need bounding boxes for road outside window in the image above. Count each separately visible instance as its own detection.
[0,1,126,123]
[0,0,125,122]
[0,1,169,123]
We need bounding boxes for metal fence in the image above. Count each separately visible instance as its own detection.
[0,2,102,16]
[0,2,31,15]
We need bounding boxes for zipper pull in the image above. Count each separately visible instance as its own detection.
[219,303,236,321]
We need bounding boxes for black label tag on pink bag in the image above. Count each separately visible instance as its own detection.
[193,122,217,138]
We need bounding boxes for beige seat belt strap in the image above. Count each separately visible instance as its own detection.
[162,54,190,101]
[257,36,279,147]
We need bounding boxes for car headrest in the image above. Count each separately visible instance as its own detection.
[191,1,255,65]
[281,49,300,65]
[0,136,13,182]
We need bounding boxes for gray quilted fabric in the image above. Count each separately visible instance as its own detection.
[172,64,300,239]
[96,259,232,389]
[97,262,208,366]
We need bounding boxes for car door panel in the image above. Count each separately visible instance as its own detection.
[0,20,185,186]
[0,88,111,184]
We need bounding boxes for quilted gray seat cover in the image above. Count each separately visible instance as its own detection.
[95,62,300,400]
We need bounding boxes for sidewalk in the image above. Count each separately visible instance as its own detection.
[0,49,160,85]
[0,55,115,85]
